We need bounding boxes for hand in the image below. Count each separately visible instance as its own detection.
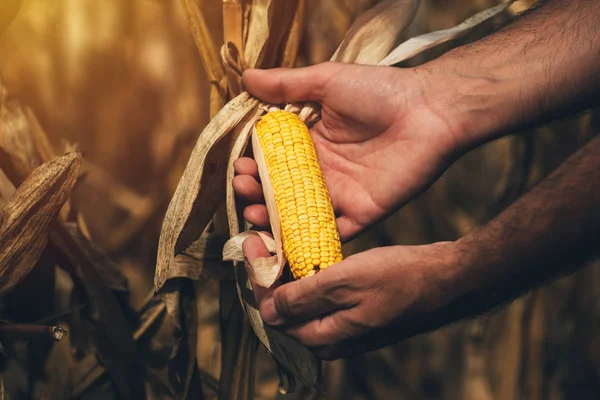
[243,236,460,360]
[236,62,459,240]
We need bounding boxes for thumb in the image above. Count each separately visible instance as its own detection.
[242,62,342,104]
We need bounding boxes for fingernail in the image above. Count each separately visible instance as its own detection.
[260,296,282,326]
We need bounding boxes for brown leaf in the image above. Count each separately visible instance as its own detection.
[171,232,233,282]
[155,92,258,292]
[331,0,420,65]
[278,0,305,68]
[0,99,43,184]
[379,1,514,66]
[62,222,129,293]
[51,221,144,400]
[244,0,299,69]
[0,151,81,295]
[179,0,224,85]
[223,0,244,54]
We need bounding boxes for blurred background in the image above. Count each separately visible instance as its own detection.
[0,0,599,399]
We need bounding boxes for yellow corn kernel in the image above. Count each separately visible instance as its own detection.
[255,110,342,279]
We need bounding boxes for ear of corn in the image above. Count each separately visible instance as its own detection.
[254,110,342,279]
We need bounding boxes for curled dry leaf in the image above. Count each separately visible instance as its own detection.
[379,1,515,66]
[331,0,420,65]
[0,151,81,296]
[155,92,258,293]
[223,230,279,287]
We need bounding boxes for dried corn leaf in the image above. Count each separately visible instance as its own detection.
[180,0,224,85]
[170,232,232,281]
[331,0,420,64]
[379,1,514,66]
[24,106,57,162]
[0,99,43,184]
[223,0,244,54]
[226,106,264,237]
[0,151,81,295]
[244,0,299,69]
[51,221,144,399]
[278,0,305,68]
[62,222,129,293]
[236,262,318,388]
[155,92,258,293]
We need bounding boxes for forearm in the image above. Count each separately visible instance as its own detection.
[417,0,600,151]
[436,134,599,324]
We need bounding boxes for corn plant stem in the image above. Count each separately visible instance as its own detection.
[0,324,67,341]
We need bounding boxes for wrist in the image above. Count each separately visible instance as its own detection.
[413,57,515,154]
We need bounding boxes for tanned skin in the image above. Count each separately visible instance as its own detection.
[233,0,600,360]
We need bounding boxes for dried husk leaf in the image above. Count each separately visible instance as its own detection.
[244,0,299,69]
[155,92,258,292]
[225,106,264,236]
[331,0,420,65]
[379,1,515,66]
[0,151,81,295]
[223,230,280,286]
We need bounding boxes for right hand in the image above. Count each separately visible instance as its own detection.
[235,62,460,241]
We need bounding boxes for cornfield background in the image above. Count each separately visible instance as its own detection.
[0,0,599,399]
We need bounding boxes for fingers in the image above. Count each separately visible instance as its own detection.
[233,157,269,226]
[243,204,270,228]
[233,157,259,178]
[242,62,342,104]
[232,175,264,204]
[259,262,351,326]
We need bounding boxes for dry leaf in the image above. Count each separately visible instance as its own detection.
[51,221,145,400]
[0,151,81,295]
[223,0,244,54]
[0,99,43,184]
[155,92,258,293]
[180,0,224,85]
[331,0,420,64]
[236,263,319,388]
[62,222,129,293]
[278,0,305,68]
[170,232,233,282]
[244,0,299,69]
[379,1,515,66]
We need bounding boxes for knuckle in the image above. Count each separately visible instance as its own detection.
[274,286,302,318]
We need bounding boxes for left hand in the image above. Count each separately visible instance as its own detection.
[243,235,459,360]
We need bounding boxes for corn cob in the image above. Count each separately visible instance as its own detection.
[254,110,342,279]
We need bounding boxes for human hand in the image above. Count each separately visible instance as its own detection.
[235,62,460,241]
[242,236,460,360]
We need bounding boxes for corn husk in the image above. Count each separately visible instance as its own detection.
[156,0,515,391]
